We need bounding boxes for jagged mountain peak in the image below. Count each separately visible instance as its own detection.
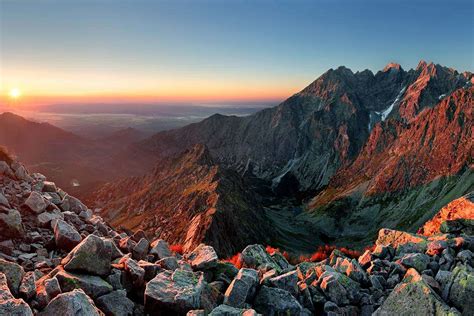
[383,62,402,72]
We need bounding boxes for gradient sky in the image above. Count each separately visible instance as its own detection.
[0,0,473,105]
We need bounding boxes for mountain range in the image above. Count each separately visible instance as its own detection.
[0,61,472,258]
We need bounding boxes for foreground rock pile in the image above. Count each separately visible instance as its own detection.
[0,155,473,315]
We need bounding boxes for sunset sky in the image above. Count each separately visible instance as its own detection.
[1,0,473,106]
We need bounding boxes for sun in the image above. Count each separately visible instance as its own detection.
[9,88,22,99]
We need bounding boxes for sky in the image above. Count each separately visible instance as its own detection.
[0,0,473,107]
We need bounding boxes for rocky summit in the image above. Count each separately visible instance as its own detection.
[0,149,473,315]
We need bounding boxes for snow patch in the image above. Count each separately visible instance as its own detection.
[375,86,406,121]
[272,157,300,187]
[438,94,446,100]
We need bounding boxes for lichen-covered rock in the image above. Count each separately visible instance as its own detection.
[38,289,102,316]
[253,286,302,316]
[186,244,218,270]
[374,268,459,315]
[144,269,205,314]
[62,234,112,276]
[376,229,427,255]
[132,238,149,261]
[209,304,258,315]
[55,269,113,299]
[19,271,36,300]
[398,253,430,272]
[0,209,24,238]
[96,290,135,316]
[447,265,474,314]
[0,259,25,295]
[240,244,279,272]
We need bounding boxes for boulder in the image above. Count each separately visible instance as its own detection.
[41,181,57,193]
[223,278,249,308]
[398,253,430,272]
[60,195,88,214]
[120,256,145,288]
[240,244,279,272]
[209,304,257,315]
[0,209,24,238]
[0,259,25,295]
[376,229,427,254]
[186,244,218,270]
[269,270,298,296]
[38,289,102,316]
[149,239,172,260]
[253,286,303,316]
[96,290,134,316]
[19,271,36,300]
[36,276,62,309]
[37,210,63,228]
[55,269,113,299]
[132,238,149,261]
[374,268,458,315]
[0,192,10,208]
[447,265,474,314]
[157,256,179,271]
[24,191,47,214]
[54,220,82,251]
[234,268,258,301]
[62,234,112,276]
[144,269,205,314]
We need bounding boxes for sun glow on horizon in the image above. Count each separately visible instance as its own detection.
[9,88,22,99]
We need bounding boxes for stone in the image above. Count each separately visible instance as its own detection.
[15,165,33,182]
[96,290,134,316]
[223,278,249,308]
[209,304,258,315]
[253,286,302,316]
[132,238,149,261]
[38,289,102,316]
[120,256,145,288]
[426,240,448,256]
[37,211,63,228]
[54,220,82,251]
[447,265,474,314]
[36,276,62,308]
[24,191,47,214]
[0,192,10,208]
[269,270,298,296]
[19,271,36,300]
[0,259,25,295]
[60,195,88,214]
[186,244,218,270]
[55,269,113,299]
[157,256,179,271]
[234,268,258,301]
[398,253,430,272]
[0,209,24,238]
[240,244,279,272]
[107,269,123,290]
[456,250,473,264]
[149,239,172,260]
[376,229,427,254]
[373,268,457,315]
[144,269,205,314]
[138,260,161,281]
[358,250,373,268]
[62,234,112,276]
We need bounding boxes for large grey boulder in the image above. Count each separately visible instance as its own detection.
[240,244,279,272]
[447,265,474,314]
[374,268,459,315]
[62,234,112,276]
[0,209,24,238]
[54,220,82,251]
[0,259,25,296]
[60,195,88,214]
[37,210,63,228]
[145,269,205,314]
[186,244,218,270]
[38,289,102,316]
[55,269,113,299]
[96,290,134,316]
[132,238,149,261]
[24,191,47,214]
[253,286,303,316]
